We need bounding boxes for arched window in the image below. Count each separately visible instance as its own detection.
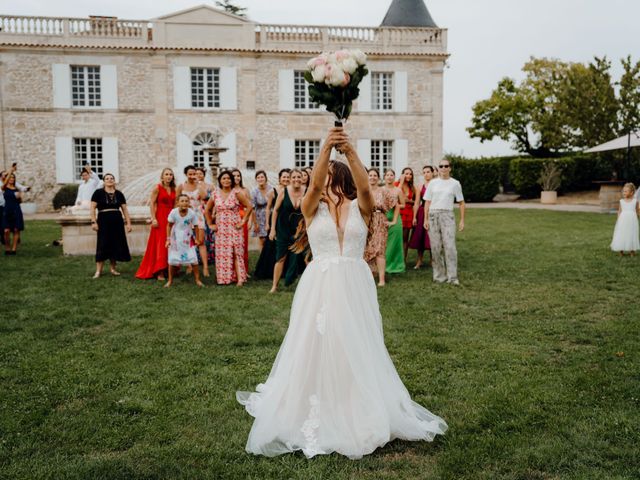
[192,132,218,169]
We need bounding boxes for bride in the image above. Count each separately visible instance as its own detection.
[237,127,447,459]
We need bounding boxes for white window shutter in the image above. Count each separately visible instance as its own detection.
[52,64,71,109]
[357,73,372,112]
[394,71,408,113]
[357,139,371,168]
[102,138,119,181]
[55,137,74,183]
[278,70,294,111]
[394,139,409,173]
[220,67,237,111]
[176,132,192,183]
[279,139,295,168]
[220,132,237,168]
[173,66,191,110]
[101,65,118,109]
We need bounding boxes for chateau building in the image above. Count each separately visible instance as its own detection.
[0,0,448,210]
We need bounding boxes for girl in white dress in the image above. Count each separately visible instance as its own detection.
[237,128,447,459]
[164,194,203,287]
[610,183,640,256]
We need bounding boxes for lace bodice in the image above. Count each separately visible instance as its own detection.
[307,199,368,260]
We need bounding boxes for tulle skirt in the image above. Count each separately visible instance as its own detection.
[611,211,640,252]
[237,256,447,459]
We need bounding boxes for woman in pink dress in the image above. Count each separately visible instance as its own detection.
[207,170,253,286]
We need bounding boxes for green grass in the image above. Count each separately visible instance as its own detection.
[0,209,638,480]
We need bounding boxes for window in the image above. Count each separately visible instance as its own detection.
[71,65,101,107]
[294,71,319,110]
[370,140,394,177]
[192,132,219,169]
[294,140,320,168]
[246,161,256,170]
[191,68,220,108]
[372,72,393,111]
[73,138,103,180]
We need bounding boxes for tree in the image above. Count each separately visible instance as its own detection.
[618,55,640,135]
[467,58,571,157]
[215,0,247,18]
[468,56,637,157]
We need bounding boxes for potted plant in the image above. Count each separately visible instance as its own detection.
[538,161,562,204]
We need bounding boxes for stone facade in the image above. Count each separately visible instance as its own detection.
[0,4,448,210]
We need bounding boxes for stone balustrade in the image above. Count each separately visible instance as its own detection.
[0,13,446,54]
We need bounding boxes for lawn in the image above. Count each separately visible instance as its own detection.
[0,209,638,480]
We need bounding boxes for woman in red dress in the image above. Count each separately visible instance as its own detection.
[135,168,176,280]
[408,165,435,269]
[395,167,418,262]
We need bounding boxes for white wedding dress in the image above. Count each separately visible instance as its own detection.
[237,199,447,459]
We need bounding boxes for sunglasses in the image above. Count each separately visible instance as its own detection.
[438,165,450,168]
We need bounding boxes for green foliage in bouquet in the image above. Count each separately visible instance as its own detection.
[304,65,369,121]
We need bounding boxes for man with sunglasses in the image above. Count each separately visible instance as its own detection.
[423,160,465,285]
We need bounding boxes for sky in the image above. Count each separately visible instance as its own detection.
[4,0,639,157]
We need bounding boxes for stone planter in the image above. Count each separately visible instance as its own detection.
[540,191,557,204]
[594,181,625,213]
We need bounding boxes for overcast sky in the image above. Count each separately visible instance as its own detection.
[5,0,639,157]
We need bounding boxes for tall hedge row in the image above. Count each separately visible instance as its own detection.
[445,153,626,201]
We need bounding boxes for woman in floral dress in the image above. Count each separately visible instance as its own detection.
[250,170,273,252]
[207,170,253,286]
[364,168,397,286]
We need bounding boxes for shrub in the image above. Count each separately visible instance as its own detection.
[509,158,544,198]
[448,156,501,202]
[52,184,79,210]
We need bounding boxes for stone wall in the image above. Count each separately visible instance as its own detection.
[0,49,445,210]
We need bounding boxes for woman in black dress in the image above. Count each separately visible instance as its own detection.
[268,169,305,292]
[90,173,132,278]
[253,168,290,280]
[2,170,24,255]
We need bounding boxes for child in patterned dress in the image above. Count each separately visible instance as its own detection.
[165,194,204,287]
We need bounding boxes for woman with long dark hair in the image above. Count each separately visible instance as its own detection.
[237,127,447,459]
[268,169,305,292]
[136,168,176,280]
[206,170,253,286]
[250,170,273,251]
[90,173,132,278]
[395,167,418,261]
[2,170,24,255]
[364,168,397,286]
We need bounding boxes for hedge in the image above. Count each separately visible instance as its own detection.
[52,184,79,210]
[448,156,501,202]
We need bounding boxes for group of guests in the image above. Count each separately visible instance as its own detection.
[97,159,464,288]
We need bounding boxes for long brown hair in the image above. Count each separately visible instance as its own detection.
[160,167,176,189]
[291,161,358,254]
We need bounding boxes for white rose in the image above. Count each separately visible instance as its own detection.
[326,63,348,87]
[340,57,358,74]
[351,49,367,66]
[311,64,327,83]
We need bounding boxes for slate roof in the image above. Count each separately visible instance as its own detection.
[381,0,438,28]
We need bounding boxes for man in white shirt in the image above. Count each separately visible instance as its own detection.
[75,165,103,208]
[423,159,465,285]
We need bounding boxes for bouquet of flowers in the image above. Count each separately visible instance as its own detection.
[304,49,369,126]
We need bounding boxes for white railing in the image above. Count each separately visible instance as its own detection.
[0,14,149,40]
[255,23,445,52]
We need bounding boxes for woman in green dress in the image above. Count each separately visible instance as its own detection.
[268,169,306,292]
[383,169,405,274]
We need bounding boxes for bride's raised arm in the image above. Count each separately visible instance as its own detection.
[301,128,342,222]
[340,133,374,224]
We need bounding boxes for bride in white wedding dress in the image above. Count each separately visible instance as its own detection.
[237,128,447,459]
